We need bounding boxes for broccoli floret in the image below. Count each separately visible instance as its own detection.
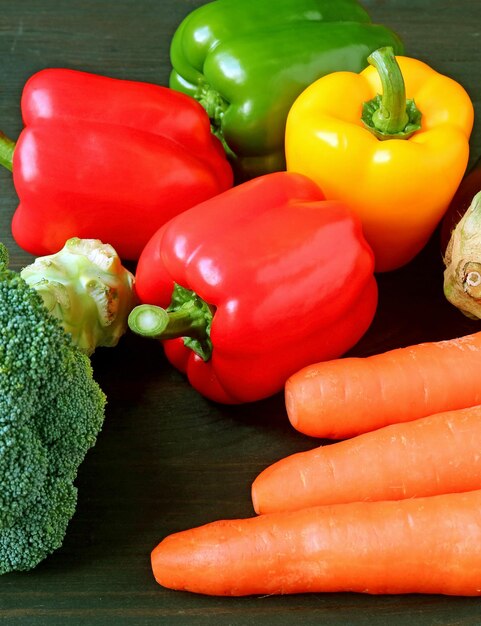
[0,256,107,573]
[21,237,137,355]
[0,243,8,267]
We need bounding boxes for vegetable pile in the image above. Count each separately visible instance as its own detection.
[169,0,403,180]
[2,0,481,602]
[151,339,481,596]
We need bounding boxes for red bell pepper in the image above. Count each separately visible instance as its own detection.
[129,172,378,404]
[0,69,233,260]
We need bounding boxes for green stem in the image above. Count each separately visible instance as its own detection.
[369,47,408,135]
[0,131,15,172]
[361,47,422,141]
[195,83,237,159]
[196,83,228,131]
[128,304,207,340]
[128,285,214,361]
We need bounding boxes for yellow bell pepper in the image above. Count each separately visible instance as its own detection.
[285,47,474,272]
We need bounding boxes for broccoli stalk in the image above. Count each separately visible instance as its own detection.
[0,250,107,573]
[20,237,137,355]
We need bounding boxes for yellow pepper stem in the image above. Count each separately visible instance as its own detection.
[361,46,422,140]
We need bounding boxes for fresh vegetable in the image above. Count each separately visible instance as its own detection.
[170,0,404,180]
[0,244,106,573]
[444,191,481,320]
[21,237,137,355]
[285,47,474,272]
[151,489,481,596]
[441,154,481,251]
[129,172,377,404]
[252,404,481,514]
[285,331,481,439]
[0,68,233,261]
[0,241,8,266]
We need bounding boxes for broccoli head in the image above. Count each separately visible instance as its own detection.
[0,249,107,573]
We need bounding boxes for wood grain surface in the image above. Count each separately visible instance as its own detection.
[1,1,481,624]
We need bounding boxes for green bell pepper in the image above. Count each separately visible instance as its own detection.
[169,0,404,180]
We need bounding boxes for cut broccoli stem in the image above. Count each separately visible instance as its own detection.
[21,237,137,355]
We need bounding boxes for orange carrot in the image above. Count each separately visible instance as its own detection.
[152,489,481,596]
[252,404,481,514]
[285,331,481,439]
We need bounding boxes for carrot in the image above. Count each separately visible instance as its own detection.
[285,331,481,439]
[251,404,481,514]
[151,489,481,596]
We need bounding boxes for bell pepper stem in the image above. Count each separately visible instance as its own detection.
[128,304,207,339]
[128,293,214,361]
[361,47,422,140]
[368,47,409,135]
[0,131,15,172]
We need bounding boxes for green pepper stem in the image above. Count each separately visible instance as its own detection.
[197,84,228,130]
[368,47,409,135]
[0,131,15,172]
[361,47,422,141]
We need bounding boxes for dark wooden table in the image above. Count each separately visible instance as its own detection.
[1,1,481,624]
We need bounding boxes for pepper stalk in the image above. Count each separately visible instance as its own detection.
[361,46,422,140]
[128,284,214,361]
[0,131,14,172]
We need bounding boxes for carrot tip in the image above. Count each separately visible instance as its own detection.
[284,385,298,428]
[251,485,260,515]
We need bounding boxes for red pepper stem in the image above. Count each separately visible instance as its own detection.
[128,303,209,341]
[0,131,15,172]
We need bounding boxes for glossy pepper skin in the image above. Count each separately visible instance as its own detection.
[132,172,378,404]
[3,69,233,260]
[285,50,474,272]
[169,0,404,181]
